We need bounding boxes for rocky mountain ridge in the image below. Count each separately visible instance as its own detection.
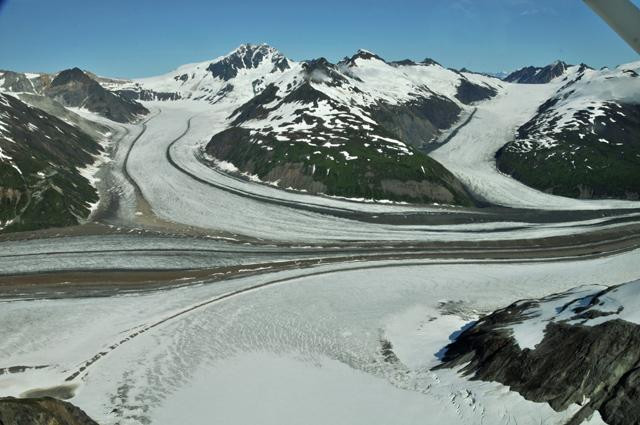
[437,278,640,425]
[0,68,148,123]
[504,60,575,84]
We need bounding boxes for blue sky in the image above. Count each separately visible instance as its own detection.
[0,0,637,78]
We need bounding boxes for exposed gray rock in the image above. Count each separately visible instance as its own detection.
[0,397,98,425]
[504,61,572,84]
[421,58,441,67]
[230,84,280,125]
[207,44,290,81]
[44,68,148,123]
[390,59,417,66]
[455,79,498,104]
[16,93,111,140]
[343,49,386,66]
[436,282,640,425]
[369,94,461,147]
[0,70,38,93]
[301,58,350,86]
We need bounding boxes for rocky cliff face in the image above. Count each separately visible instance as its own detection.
[437,279,640,425]
[45,68,148,123]
[0,397,98,425]
[1,68,147,123]
[0,70,41,93]
[206,43,290,81]
[454,78,498,104]
[504,61,573,84]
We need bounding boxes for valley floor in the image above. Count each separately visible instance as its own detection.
[3,84,640,424]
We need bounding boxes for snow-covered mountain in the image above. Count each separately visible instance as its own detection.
[116,44,500,117]
[438,277,640,425]
[497,61,640,200]
[219,46,500,147]
[119,43,501,204]
[113,44,295,103]
[503,60,581,84]
[5,44,637,206]
[0,43,507,221]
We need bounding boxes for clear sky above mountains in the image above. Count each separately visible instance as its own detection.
[0,0,637,78]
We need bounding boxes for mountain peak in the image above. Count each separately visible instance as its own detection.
[231,43,279,56]
[389,57,441,68]
[302,57,348,85]
[343,49,385,67]
[50,67,95,87]
[421,58,441,67]
[549,60,569,73]
[207,43,290,81]
[391,59,417,66]
[504,60,574,84]
[355,49,383,60]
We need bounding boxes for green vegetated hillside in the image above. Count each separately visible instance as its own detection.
[207,125,473,206]
[0,93,103,232]
[497,64,640,200]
